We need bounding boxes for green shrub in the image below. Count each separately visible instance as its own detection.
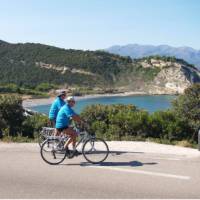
[0,94,24,136]
[80,101,197,144]
[22,114,49,138]
[35,83,57,92]
[172,83,200,142]
[0,84,19,93]
[0,94,48,140]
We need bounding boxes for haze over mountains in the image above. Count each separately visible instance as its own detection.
[105,44,200,69]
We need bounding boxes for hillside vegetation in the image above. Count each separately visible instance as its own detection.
[0,40,200,95]
[0,40,131,88]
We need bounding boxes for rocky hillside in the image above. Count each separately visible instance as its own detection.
[0,40,199,94]
[136,57,200,94]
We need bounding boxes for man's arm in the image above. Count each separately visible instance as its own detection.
[72,114,81,123]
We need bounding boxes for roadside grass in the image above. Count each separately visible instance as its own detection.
[175,140,197,148]
[1,136,37,143]
[145,137,197,148]
[1,134,197,149]
[97,134,197,148]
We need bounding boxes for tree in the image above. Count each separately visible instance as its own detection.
[0,94,24,136]
[172,83,200,141]
[0,115,6,138]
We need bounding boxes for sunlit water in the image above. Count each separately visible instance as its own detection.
[28,95,176,115]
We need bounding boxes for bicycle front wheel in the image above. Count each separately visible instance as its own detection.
[82,138,109,164]
[40,139,66,165]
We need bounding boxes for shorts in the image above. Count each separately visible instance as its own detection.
[56,126,68,132]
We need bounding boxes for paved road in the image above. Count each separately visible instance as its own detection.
[0,143,200,199]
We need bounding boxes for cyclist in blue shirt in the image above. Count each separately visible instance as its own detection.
[49,90,66,127]
[56,96,81,153]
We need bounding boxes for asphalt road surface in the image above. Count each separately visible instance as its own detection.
[0,143,200,199]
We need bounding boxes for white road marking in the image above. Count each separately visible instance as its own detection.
[148,157,181,161]
[89,166,190,180]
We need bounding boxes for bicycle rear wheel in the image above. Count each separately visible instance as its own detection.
[38,127,54,148]
[38,132,47,148]
[40,139,66,165]
[82,138,109,164]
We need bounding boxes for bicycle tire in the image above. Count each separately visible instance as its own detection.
[40,138,67,165]
[82,137,109,164]
[38,132,47,148]
[38,127,55,148]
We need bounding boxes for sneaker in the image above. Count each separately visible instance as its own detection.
[67,149,74,159]
[71,149,81,157]
[64,147,70,154]
[66,149,79,159]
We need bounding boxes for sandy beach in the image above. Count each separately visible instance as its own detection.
[22,91,147,108]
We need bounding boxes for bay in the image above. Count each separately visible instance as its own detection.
[28,95,176,115]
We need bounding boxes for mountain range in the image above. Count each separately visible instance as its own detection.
[105,44,200,70]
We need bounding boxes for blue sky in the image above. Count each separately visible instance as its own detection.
[0,0,200,50]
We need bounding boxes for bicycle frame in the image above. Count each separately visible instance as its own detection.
[43,125,95,151]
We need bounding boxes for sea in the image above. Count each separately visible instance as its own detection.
[28,95,177,115]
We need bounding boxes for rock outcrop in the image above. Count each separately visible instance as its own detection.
[35,62,96,76]
[141,59,200,94]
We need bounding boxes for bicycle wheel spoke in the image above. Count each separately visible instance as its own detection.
[38,133,46,147]
[38,127,55,148]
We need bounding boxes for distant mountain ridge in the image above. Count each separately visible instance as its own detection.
[105,44,200,69]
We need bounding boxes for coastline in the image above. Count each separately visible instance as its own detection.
[22,91,148,107]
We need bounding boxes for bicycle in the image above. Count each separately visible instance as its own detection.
[38,127,55,147]
[38,118,75,147]
[40,124,109,165]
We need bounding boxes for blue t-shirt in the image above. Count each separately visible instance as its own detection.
[48,97,65,121]
[56,104,77,128]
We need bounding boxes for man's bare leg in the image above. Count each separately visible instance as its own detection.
[63,127,77,150]
[54,128,60,136]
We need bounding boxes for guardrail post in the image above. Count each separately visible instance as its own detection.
[198,130,200,151]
